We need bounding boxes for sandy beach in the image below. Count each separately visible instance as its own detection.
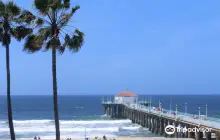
[115,137,194,140]
[0,137,194,140]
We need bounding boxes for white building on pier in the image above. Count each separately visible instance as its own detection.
[114,89,137,104]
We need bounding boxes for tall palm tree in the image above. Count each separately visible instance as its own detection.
[0,1,36,139]
[23,0,84,139]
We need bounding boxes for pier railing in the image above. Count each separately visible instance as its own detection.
[102,101,220,130]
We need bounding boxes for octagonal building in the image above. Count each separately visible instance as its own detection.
[114,89,137,104]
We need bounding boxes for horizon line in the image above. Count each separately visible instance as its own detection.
[0,94,219,96]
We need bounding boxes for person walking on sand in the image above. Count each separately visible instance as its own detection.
[34,136,37,140]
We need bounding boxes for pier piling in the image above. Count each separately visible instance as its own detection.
[102,100,220,140]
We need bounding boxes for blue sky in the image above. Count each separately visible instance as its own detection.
[0,0,220,95]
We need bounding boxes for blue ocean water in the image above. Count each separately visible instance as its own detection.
[0,95,219,139]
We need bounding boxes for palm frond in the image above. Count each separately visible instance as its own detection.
[0,0,5,16]
[34,0,50,15]
[23,34,43,53]
[57,5,80,28]
[10,26,33,41]
[38,27,51,41]
[29,1,84,54]
[35,17,44,26]
[16,12,45,27]
[63,0,70,9]
[16,10,36,24]
[5,1,20,16]
[62,29,84,53]
[34,0,64,15]
[58,33,69,54]
[71,5,80,15]
[48,0,62,11]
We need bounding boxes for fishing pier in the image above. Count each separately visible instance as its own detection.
[102,90,220,140]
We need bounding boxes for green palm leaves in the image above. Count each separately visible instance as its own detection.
[0,1,20,17]
[24,0,84,54]
[0,1,35,46]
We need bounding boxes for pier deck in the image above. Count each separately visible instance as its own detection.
[102,101,220,140]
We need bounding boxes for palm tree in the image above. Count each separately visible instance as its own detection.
[0,1,36,139]
[23,0,84,139]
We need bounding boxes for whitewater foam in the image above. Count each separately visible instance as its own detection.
[121,126,140,130]
[13,120,53,124]
[0,119,132,125]
[0,119,147,138]
[60,120,131,124]
[0,127,119,133]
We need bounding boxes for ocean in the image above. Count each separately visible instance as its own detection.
[0,95,219,139]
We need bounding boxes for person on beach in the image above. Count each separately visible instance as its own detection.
[38,136,41,139]
[34,136,37,140]
[103,135,107,140]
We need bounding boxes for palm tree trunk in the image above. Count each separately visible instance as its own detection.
[52,47,60,140]
[6,44,16,140]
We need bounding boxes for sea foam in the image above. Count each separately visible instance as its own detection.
[0,127,119,133]
[0,119,132,125]
[0,119,142,138]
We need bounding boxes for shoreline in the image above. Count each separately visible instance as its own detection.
[0,136,195,140]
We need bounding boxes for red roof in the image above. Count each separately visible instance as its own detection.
[116,91,137,97]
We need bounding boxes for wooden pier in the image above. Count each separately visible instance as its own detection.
[102,101,220,140]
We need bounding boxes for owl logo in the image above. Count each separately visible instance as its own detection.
[165,125,175,135]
